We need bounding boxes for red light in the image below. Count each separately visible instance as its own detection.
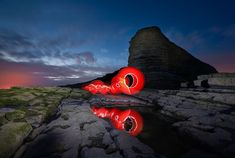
[92,106,143,136]
[83,66,145,95]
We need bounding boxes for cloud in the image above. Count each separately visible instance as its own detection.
[76,52,96,64]
[0,28,119,87]
[0,28,34,49]
[0,28,96,66]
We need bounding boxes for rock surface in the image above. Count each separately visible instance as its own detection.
[128,26,217,89]
[0,87,73,158]
[134,88,235,157]
[193,73,235,88]
[17,98,160,158]
[0,122,32,158]
[1,86,235,158]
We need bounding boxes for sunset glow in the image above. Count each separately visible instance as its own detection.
[0,71,33,89]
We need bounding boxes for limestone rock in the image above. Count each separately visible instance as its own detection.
[5,110,26,121]
[0,122,32,158]
[20,98,160,158]
[128,26,217,89]
[208,77,235,87]
[196,73,235,88]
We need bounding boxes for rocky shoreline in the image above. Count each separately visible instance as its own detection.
[0,86,234,158]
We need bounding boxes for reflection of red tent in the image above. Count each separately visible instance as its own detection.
[92,106,143,136]
[83,66,145,95]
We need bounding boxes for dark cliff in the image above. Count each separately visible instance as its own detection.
[128,26,217,89]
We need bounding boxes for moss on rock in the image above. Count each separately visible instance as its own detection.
[70,89,91,99]
[5,110,26,121]
[0,122,32,158]
[0,116,8,126]
[0,98,28,107]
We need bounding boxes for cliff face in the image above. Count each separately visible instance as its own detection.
[128,26,217,89]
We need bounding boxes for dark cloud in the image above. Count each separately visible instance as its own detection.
[76,52,96,64]
[0,28,96,66]
[0,28,34,49]
[0,28,38,62]
[37,33,86,51]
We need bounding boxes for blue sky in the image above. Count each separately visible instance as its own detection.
[0,0,235,87]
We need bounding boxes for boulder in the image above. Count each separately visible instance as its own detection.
[128,26,217,89]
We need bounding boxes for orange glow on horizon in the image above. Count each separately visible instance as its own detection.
[0,72,34,89]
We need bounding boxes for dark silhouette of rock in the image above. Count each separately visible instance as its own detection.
[128,26,217,89]
[62,69,120,88]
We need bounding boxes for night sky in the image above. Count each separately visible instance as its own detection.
[0,0,235,88]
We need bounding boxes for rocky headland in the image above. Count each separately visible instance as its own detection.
[128,26,217,89]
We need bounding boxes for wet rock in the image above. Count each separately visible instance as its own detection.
[114,132,156,157]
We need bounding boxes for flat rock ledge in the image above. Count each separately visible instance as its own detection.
[134,88,235,157]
